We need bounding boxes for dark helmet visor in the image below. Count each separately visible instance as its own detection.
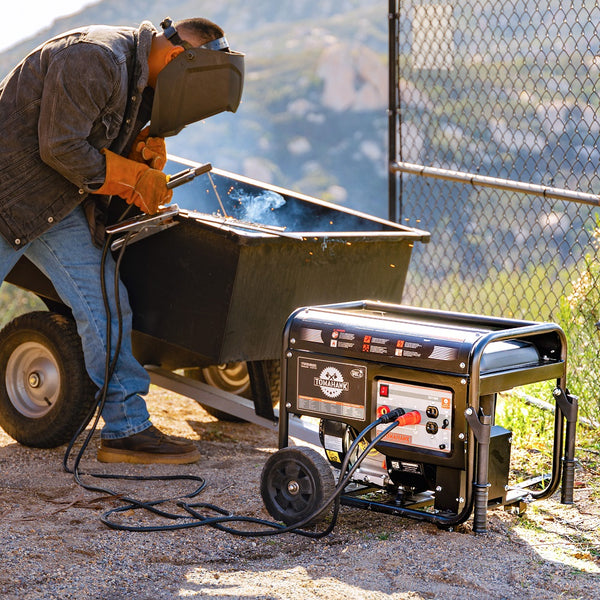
[149,46,245,137]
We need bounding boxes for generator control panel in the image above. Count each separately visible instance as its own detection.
[375,380,453,453]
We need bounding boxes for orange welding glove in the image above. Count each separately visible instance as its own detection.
[128,126,167,171]
[93,149,172,214]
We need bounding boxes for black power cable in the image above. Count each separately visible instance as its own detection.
[99,409,407,536]
[62,209,207,519]
[61,207,409,538]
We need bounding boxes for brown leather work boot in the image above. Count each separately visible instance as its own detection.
[97,425,201,464]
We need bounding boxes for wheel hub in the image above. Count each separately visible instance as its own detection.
[6,342,60,418]
[28,372,42,388]
[260,446,335,526]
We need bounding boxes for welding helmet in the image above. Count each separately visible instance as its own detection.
[149,18,245,137]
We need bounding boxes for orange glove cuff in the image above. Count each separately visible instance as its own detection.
[93,149,172,214]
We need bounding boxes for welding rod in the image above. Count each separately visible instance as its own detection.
[207,171,228,217]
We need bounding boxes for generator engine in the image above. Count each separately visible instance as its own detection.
[262,301,577,532]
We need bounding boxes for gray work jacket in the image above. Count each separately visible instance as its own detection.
[0,21,156,249]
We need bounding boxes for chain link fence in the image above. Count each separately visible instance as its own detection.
[389,0,600,325]
[388,0,600,423]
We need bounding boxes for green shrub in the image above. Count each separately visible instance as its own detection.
[556,223,600,428]
[0,283,45,328]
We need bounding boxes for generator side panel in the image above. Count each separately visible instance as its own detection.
[287,353,369,433]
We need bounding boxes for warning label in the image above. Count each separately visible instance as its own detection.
[296,358,366,420]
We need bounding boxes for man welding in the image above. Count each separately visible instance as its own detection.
[0,17,244,463]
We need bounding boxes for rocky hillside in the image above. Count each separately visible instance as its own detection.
[3,1,590,221]
[0,0,392,217]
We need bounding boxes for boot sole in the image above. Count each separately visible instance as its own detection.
[97,446,201,465]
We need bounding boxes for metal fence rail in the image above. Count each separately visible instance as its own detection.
[389,0,600,323]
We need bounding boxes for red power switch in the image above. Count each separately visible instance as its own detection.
[379,384,389,398]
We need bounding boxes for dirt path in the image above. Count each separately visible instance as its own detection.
[1,386,598,600]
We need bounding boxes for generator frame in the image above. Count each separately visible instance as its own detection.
[277,301,578,533]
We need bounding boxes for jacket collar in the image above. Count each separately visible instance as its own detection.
[133,21,156,93]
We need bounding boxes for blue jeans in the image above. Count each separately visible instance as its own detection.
[0,207,151,439]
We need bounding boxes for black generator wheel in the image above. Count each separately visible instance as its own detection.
[260,446,335,526]
[0,311,97,448]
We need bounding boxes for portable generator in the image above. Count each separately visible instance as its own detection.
[260,301,578,532]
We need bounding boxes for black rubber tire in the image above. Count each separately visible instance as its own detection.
[184,360,280,422]
[0,311,97,448]
[260,446,336,526]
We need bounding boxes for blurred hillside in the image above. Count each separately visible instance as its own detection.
[0,0,391,217]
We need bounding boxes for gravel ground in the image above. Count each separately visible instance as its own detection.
[1,385,599,600]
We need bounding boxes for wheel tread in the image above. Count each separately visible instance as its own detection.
[0,311,97,448]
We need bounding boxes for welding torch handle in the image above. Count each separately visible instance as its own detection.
[166,163,212,189]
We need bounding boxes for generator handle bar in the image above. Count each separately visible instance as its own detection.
[467,323,572,532]
[297,299,553,331]
[468,324,569,490]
